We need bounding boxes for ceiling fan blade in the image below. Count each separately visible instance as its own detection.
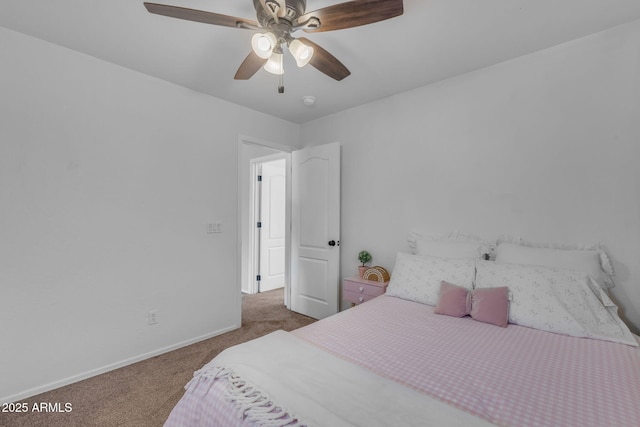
[297,37,351,81]
[298,0,403,33]
[234,51,269,80]
[144,3,260,29]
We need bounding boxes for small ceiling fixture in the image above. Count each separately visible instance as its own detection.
[302,95,316,106]
[143,0,404,93]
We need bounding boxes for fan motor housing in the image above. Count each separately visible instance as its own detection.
[253,0,306,26]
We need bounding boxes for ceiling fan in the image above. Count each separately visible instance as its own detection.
[144,0,404,92]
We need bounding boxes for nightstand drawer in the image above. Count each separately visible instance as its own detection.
[343,277,389,306]
[344,290,379,305]
[344,279,386,296]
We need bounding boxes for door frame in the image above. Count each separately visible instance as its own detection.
[237,135,293,325]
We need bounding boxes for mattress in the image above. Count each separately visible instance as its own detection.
[165,295,640,426]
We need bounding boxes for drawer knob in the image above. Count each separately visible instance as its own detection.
[358,286,364,292]
[358,297,364,302]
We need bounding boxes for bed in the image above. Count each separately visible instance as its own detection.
[165,234,640,427]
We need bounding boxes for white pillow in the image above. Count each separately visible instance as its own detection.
[386,253,475,306]
[494,242,613,289]
[475,261,636,346]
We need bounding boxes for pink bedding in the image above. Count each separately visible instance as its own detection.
[166,295,640,426]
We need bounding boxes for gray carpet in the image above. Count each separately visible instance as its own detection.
[0,289,315,427]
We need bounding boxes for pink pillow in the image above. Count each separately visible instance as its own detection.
[434,281,471,318]
[435,282,510,328]
[470,287,510,328]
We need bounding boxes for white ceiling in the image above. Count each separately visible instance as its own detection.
[2,0,640,124]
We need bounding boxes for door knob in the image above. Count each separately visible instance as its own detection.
[328,240,336,247]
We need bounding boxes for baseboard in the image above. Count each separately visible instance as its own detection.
[0,324,239,404]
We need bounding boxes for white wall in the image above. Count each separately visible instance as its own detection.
[0,27,299,402]
[301,20,640,333]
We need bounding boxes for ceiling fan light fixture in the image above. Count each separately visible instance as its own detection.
[145,0,404,86]
[264,52,284,75]
[251,32,277,59]
[289,39,314,67]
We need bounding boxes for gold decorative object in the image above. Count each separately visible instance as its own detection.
[362,266,390,282]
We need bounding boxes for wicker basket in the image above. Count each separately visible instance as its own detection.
[362,266,391,282]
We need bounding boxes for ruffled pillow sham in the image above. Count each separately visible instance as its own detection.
[475,261,636,346]
[493,240,614,289]
[386,253,475,306]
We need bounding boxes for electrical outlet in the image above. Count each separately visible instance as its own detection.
[148,309,158,326]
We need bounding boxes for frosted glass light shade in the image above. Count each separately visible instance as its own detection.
[251,32,277,59]
[289,39,314,67]
[263,53,284,75]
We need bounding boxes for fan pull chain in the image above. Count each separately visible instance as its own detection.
[278,52,284,93]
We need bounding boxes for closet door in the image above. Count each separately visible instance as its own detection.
[258,159,286,292]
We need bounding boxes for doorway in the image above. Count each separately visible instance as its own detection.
[251,156,286,293]
[238,136,292,309]
[237,136,341,323]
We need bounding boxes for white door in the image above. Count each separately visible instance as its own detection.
[259,159,286,292]
[291,142,341,319]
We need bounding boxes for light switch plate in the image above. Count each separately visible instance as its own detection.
[207,222,222,233]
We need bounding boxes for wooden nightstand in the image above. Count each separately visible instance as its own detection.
[343,277,389,306]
